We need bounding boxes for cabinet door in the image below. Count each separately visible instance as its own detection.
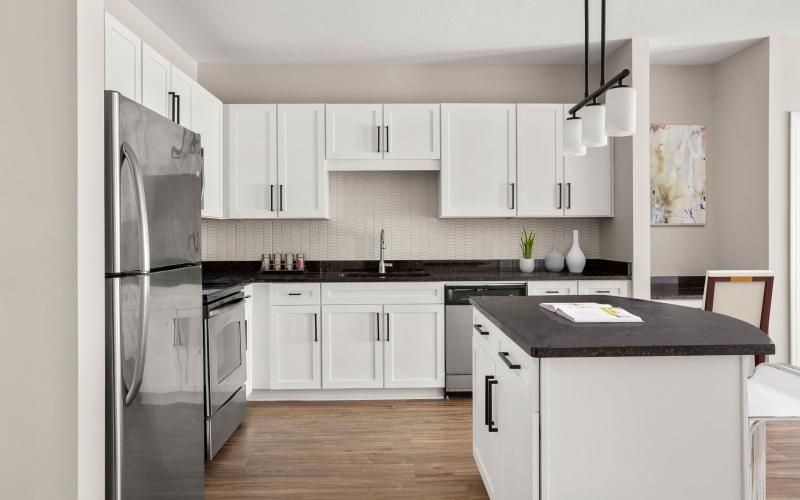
[563,104,613,217]
[383,304,444,388]
[191,84,224,218]
[170,66,194,128]
[441,104,517,217]
[322,305,384,389]
[383,104,440,160]
[104,13,141,102]
[269,306,321,390]
[277,104,328,218]
[498,370,539,500]
[473,340,500,498]
[225,104,278,218]
[325,104,383,159]
[141,43,171,118]
[517,104,564,217]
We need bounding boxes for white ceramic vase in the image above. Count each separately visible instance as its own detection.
[544,242,565,272]
[566,229,586,273]
[519,258,535,273]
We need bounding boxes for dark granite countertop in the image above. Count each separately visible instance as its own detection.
[651,276,705,300]
[202,259,631,289]
[470,295,774,358]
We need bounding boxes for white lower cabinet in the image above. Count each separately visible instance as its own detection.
[577,279,630,297]
[473,320,540,500]
[269,305,321,389]
[383,304,445,388]
[322,304,384,389]
[527,280,578,296]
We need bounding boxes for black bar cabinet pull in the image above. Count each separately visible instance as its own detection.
[385,313,390,342]
[279,185,284,211]
[270,185,275,211]
[510,183,515,210]
[288,293,302,296]
[487,377,499,432]
[385,125,390,153]
[168,91,176,122]
[175,94,181,123]
[376,126,381,153]
[484,375,492,426]
[473,324,489,336]
[376,312,380,341]
[498,351,521,370]
[313,313,318,342]
[557,182,563,209]
[567,182,572,209]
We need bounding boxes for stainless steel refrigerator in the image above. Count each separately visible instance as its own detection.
[105,91,204,499]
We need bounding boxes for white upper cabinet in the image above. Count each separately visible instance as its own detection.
[225,104,328,219]
[277,104,328,219]
[141,43,171,118]
[440,104,517,217]
[383,104,441,160]
[325,104,383,160]
[225,104,278,218]
[192,85,224,218]
[562,104,613,217]
[104,13,141,102]
[517,104,564,217]
[170,66,194,128]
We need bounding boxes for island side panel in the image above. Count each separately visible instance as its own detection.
[540,355,748,500]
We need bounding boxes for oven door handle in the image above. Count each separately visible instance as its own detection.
[208,296,249,317]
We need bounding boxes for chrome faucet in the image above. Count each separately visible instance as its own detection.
[378,229,392,274]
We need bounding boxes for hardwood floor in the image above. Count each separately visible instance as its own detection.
[205,399,800,499]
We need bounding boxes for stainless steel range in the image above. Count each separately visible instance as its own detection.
[203,285,248,460]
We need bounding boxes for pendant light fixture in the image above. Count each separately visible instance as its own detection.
[564,0,635,154]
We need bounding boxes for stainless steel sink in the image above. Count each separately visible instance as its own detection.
[335,270,430,279]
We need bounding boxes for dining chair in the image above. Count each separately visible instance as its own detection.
[703,270,800,500]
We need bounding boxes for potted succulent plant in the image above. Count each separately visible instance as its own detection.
[519,228,536,273]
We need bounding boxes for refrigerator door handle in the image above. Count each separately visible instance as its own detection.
[124,275,150,406]
[120,142,151,273]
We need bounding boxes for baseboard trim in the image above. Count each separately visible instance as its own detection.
[247,387,445,401]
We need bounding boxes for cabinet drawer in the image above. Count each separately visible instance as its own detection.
[321,282,444,305]
[269,283,321,305]
[527,280,578,296]
[497,333,539,410]
[472,308,500,353]
[577,280,630,297]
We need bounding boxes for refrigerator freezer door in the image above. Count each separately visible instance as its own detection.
[106,91,202,274]
[107,265,204,499]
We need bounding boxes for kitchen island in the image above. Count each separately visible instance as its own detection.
[470,295,774,500]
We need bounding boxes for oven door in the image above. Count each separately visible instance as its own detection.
[205,298,247,417]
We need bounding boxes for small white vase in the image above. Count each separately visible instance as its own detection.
[566,229,586,273]
[544,242,565,272]
[519,258,535,273]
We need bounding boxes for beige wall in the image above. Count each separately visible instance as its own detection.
[649,65,716,276]
[105,0,197,78]
[768,35,800,364]
[713,40,770,272]
[198,63,591,103]
[0,0,78,498]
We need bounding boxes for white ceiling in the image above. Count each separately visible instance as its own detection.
[130,0,800,65]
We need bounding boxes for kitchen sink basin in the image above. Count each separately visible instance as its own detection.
[334,270,430,279]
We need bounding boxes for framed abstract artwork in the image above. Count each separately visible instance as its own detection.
[650,124,707,225]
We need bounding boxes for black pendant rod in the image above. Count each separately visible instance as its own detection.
[568,69,630,116]
[583,0,589,101]
[600,0,606,86]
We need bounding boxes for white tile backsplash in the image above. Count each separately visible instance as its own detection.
[202,171,600,261]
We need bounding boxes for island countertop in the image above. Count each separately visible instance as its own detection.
[470,295,775,358]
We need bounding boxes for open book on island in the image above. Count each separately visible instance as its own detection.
[539,302,643,323]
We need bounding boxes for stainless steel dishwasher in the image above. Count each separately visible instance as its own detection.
[445,284,527,393]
